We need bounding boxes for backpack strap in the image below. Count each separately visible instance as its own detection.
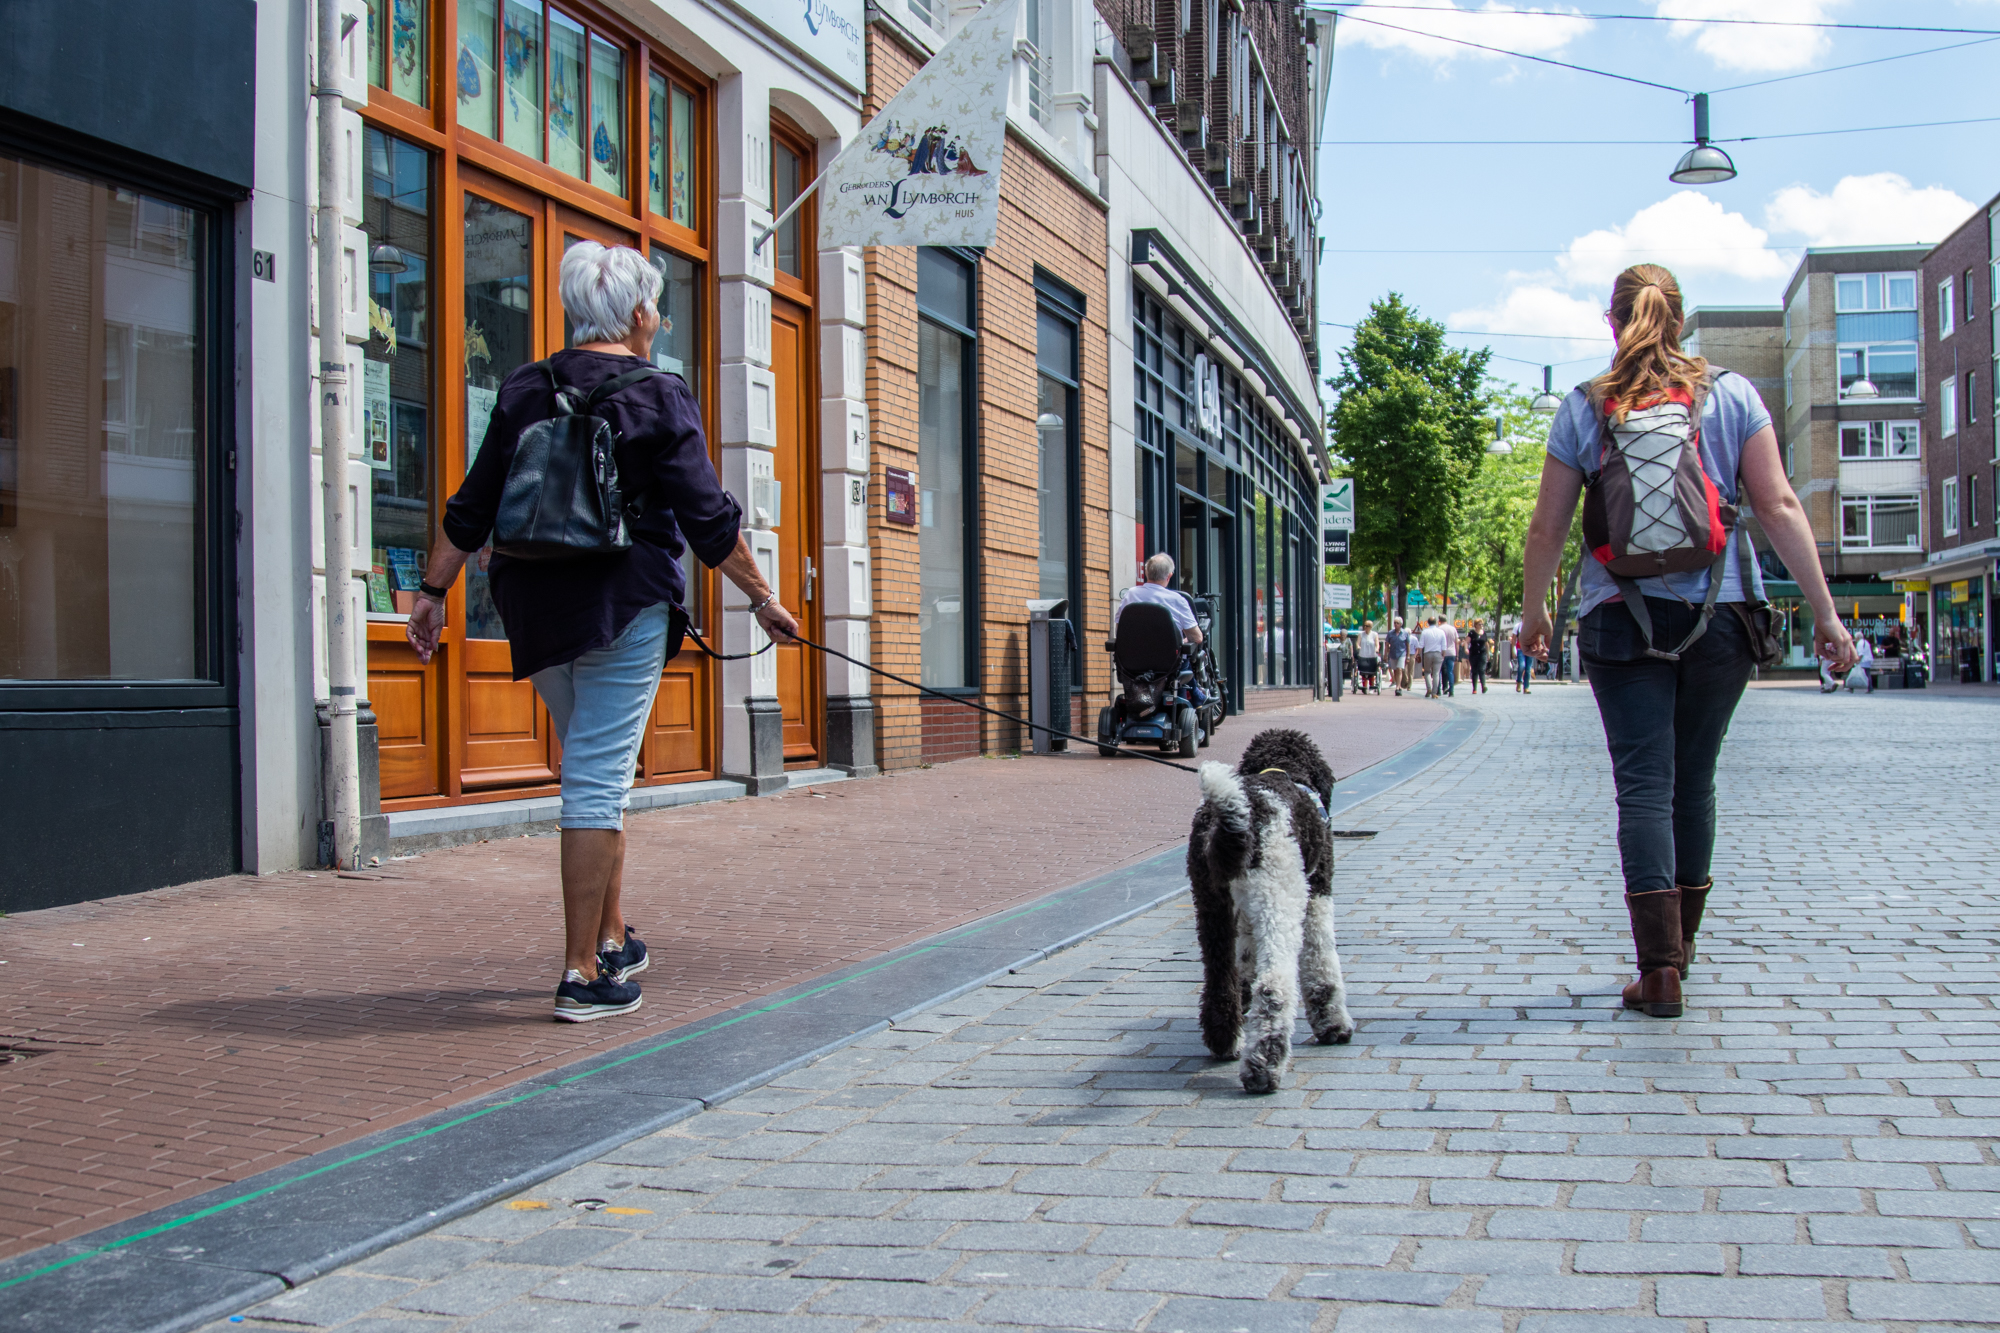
[582,364,664,412]
[1611,540,1729,662]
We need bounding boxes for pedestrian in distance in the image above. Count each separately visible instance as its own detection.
[406,241,801,1024]
[1440,617,1459,697]
[1386,617,1410,696]
[1419,616,1446,698]
[1468,618,1489,694]
[1519,262,1856,1019]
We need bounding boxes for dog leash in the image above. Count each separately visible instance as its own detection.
[677,610,1203,773]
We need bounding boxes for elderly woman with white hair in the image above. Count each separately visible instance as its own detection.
[406,241,799,1024]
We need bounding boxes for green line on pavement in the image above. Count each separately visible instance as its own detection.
[0,862,1162,1295]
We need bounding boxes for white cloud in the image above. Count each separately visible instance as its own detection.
[1653,0,1838,73]
[1449,284,1606,343]
[1556,191,1793,288]
[1764,173,1976,248]
[1339,0,1593,65]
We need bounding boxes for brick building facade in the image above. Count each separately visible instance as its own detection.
[863,9,1111,769]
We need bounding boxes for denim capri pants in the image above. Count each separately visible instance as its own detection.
[530,602,670,830]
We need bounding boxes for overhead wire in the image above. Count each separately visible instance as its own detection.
[1322,6,2000,37]
[1330,10,1690,93]
[1709,35,2000,93]
[1317,115,2000,147]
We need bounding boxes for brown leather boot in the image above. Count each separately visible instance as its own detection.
[1678,880,1711,973]
[1620,888,1684,1018]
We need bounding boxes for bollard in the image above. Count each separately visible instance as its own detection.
[1027,598,1069,755]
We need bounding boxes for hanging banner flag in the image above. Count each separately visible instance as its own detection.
[816,0,1019,248]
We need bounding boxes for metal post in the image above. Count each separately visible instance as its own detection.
[316,0,362,868]
[1027,599,1060,755]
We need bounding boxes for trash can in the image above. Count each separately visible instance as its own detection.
[1027,599,1071,754]
[1326,645,1343,701]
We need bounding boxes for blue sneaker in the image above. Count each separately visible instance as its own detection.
[598,926,650,983]
[553,969,643,1023]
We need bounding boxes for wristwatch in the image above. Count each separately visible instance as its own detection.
[417,579,451,600]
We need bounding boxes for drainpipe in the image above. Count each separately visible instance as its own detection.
[315,0,362,868]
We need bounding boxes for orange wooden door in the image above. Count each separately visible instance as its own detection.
[770,295,820,765]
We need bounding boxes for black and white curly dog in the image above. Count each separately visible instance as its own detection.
[1189,728,1354,1094]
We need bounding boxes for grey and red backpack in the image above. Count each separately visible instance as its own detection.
[1577,371,1759,660]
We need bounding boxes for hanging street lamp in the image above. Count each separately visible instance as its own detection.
[1669,93,1737,185]
[1487,413,1512,456]
[1529,365,1563,415]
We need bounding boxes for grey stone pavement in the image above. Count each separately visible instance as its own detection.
[214,683,2000,1333]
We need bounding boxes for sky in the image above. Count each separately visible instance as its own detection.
[1314,0,2000,395]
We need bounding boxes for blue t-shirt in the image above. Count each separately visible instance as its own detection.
[1546,370,1772,619]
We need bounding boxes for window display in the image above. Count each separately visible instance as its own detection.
[362,130,435,616]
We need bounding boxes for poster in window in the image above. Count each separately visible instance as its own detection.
[364,359,393,469]
[885,466,916,524]
[465,384,499,466]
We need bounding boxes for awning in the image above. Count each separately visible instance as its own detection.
[1878,542,2000,588]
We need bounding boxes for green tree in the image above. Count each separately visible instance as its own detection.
[1457,384,1554,623]
[1328,294,1494,619]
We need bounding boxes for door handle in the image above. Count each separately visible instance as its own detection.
[803,556,817,603]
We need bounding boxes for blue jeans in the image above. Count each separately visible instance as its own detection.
[1440,654,1456,695]
[1579,598,1755,898]
[530,603,670,830]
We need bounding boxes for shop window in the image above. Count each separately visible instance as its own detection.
[361,130,435,618]
[1035,300,1080,618]
[1842,494,1919,550]
[456,2,626,193]
[461,194,536,639]
[917,248,975,689]
[1253,491,1270,685]
[1839,420,1919,459]
[0,155,212,681]
[647,244,703,627]
[648,73,698,228]
[369,0,430,106]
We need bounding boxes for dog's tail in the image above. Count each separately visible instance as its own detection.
[1196,761,1255,882]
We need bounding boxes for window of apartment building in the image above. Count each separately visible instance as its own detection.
[1783,367,1793,410]
[1966,268,1978,324]
[1842,493,1920,550]
[1943,379,1959,437]
[1839,421,1919,459]
[1837,271,1918,399]
[1785,441,1796,477]
[1943,476,1961,536]
[0,153,221,682]
[1974,473,1984,529]
[1972,372,1981,426]
[916,247,977,690]
[1939,277,1956,337]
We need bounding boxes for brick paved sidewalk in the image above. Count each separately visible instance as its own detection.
[218,682,2000,1333]
[0,694,1444,1260]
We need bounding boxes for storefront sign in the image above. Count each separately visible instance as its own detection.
[1327,583,1353,609]
[1894,580,1929,592]
[818,0,1016,248]
[1320,480,1353,532]
[1952,579,1971,603]
[734,0,866,92]
[1323,529,1349,567]
[884,466,917,524]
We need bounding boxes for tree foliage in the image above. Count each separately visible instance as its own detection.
[1453,383,1554,621]
[1327,294,1494,614]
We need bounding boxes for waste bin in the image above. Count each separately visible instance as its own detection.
[1027,599,1072,754]
[1326,645,1343,701]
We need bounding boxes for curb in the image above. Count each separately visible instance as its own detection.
[0,707,1483,1333]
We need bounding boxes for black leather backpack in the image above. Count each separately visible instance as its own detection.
[491,362,661,560]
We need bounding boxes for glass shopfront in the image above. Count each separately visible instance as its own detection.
[355,0,722,807]
[1935,576,1987,682]
[1133,286,1318,707]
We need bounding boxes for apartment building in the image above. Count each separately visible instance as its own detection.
[1888,196,2000,682]
[1778,246,1930,658]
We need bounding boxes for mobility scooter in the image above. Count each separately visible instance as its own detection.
[1096,598,1225,758]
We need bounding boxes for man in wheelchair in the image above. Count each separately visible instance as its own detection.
[1097,554,1221,758]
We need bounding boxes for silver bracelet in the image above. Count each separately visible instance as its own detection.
[748,593,776,615]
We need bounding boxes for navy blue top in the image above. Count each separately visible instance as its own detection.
[442,348,742,679]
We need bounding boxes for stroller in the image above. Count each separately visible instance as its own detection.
[1096,601,1207,758]
[1186,594,1227,740]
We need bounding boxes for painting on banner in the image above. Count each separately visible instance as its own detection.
[817,0,1019,249]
